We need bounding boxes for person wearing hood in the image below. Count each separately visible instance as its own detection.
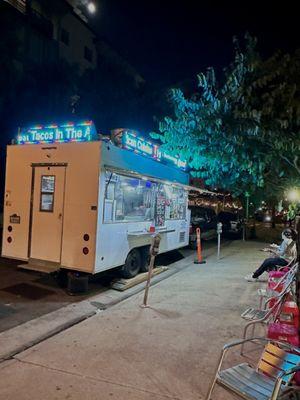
[245,228,297,282]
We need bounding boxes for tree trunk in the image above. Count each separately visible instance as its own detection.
[271,206,276,229]
[296,216,300,309]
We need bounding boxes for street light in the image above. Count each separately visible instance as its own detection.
[87,2,96,13]
[287,188,300,202]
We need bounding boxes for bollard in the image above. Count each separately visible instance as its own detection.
[141,234,161,308]
[194,227,206,264]
[217,222,222,260]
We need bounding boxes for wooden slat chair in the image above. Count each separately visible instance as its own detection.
[205,338,300,400]
[258,263,298,310]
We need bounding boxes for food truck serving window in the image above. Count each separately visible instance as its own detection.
[104,172,187,223]
[40,176,55,212]
[104,172,155,223]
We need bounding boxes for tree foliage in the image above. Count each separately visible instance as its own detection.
[152,35,300,197]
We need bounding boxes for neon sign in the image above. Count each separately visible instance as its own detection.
[123,132,154,157]
[122,131,187,170]
[17,121,97,145]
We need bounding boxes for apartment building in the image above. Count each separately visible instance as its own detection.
[3,0,97,72]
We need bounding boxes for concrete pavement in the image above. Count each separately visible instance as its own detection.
[0,241,267,400]
[0,244,218,361]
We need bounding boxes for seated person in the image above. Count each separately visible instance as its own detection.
[245,228,297,282]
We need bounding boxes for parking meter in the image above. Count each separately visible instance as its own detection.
[142,234,161,308]
[217,222,223,234]
[150,234,161,257]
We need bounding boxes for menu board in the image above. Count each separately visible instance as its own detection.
[155,194,166,226]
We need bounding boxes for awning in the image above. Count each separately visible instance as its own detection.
[103,164,222,195]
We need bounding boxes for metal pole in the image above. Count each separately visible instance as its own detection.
[142,254,155,307]
[244,192,250,242]
[245,192,250,221]
[217,222,222,260]
[141,234,161,308]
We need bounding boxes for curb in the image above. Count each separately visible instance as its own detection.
[0,242,229,361]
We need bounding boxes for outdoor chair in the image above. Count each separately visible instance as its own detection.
[205,338,300,400]
[241,291,291,355]
[258,262,298,310]
[241,284,292,323]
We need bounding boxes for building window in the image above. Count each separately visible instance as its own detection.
[60,28,69,46]
[84,46,93,62]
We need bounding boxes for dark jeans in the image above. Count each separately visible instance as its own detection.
[253,257,288,278]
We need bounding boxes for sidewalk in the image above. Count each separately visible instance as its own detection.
[0,241,266,400]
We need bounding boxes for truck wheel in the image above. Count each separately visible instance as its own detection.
[140,247,151,272]
[121,249,142,278]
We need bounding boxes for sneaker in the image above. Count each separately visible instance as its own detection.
[257,276,268,282]
[244,274,259,282]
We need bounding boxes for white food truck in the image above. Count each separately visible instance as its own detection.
[2,121,190,284]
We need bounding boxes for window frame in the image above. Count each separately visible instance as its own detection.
[103,172,156,224]
[103,171,188,224]
[39,175,55,213]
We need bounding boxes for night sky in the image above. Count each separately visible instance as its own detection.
[93,0,299,85]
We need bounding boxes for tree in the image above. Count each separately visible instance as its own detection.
[152,35,300,200]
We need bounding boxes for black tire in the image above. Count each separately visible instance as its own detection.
[121,249,142,278]
[140,246,151,272]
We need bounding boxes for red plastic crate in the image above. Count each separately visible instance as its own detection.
[267,322,299,347]
[278,301,299,328]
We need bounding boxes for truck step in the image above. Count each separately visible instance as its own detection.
[18,259,60,274]
[110,266,168,291]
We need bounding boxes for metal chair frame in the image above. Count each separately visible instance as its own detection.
[205,337,300,400]
[241,287,294,355]
[258,263,298,310]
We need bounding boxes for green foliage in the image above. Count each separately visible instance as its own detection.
[287,203,300,221]
[152,35,300,197]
